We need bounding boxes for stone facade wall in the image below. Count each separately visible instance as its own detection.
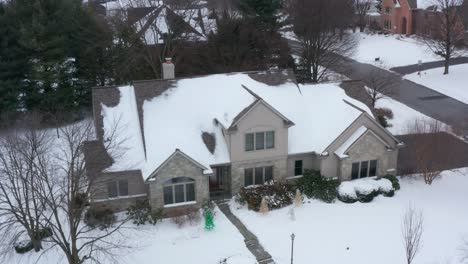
[148,152,209,210]
[339,132,398,181]
[231,158,287,194]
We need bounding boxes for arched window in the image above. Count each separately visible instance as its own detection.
[163,177,195,205]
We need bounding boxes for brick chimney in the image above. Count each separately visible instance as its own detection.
[162,58,175,80]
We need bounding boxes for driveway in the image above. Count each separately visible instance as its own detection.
[287,39,468,135]
[390,57,468,75]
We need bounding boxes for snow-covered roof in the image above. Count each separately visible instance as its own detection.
[100,72,373,180]
[335,126,368,158]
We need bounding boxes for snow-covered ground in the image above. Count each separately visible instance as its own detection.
[375,96,439,135]
[8,207,255,264]
[230,168,468,264]
[405,64,468,105]
[353,32,438,69]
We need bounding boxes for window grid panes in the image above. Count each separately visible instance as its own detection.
[245,131,275,151]
[244,166,274,186]
[163,178,196,205]
[351,160,378,179]
[107,180,129,198]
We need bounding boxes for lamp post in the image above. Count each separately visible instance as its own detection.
[290,233,295,264]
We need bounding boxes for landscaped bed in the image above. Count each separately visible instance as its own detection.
[230,168,468,264]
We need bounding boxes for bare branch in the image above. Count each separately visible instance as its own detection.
[402,204,424,264]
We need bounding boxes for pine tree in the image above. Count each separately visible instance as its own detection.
[239,0,283,31]
[204,210,215,231]
[259,197,269,215]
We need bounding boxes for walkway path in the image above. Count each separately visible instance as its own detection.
[287,39,468,135]
[390,57,468,74]
[217,203,275,264]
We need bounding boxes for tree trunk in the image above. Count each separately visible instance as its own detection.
[31,238,42,252]
[444,56,449,75]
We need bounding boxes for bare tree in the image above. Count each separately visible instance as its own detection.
[404,119,452,184]
[402,205,424,264]
[0,126,52,255]
[365,69,395,108]
[291,0,356,83]
[461,239,468,263]
[36,120,131,264]
[423,0,465,75]
[354,0,373,32]
[112,0,206,79]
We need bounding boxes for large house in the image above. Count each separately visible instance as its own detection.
[84,63,403,214]
[381,0,468,37]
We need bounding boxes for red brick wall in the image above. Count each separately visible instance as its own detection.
[381,0,413,35]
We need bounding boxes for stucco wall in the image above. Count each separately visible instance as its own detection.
[228,102,289,162]
[147,152,209,210]
[90,170,148,212]
[286,153,320,177]
[227,101,290,193]
[339,132,398,181]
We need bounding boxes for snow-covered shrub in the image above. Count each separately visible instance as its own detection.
[337,178,396,203]
[297,170,339,203]
[236,181,295,211]
[382,174,400,190]
[127,199,163,226]
[36,227,53,240]
[337,182,358,203]
[14,240,34,254]
[84,207,116,230]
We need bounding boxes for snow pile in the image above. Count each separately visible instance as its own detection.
[405,64,468,104]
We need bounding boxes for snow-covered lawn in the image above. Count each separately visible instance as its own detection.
[353,32,438,69]
[375,97,439,135]
[230,169,468,264]
[405,64,468,105]
[9,207,255,264]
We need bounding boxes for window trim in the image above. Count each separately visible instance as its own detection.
[244,166,274,186]
[294,160,303,176]
[351,160,378,179]
[245,131,275,151]
[163,177,196,205]
[107,179,129,198]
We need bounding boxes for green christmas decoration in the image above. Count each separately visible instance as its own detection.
[204,211,215,231]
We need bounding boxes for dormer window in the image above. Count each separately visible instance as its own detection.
[245,131,275,151]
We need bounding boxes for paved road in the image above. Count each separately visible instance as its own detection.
[391,57,468,75]
[288,40,468,134]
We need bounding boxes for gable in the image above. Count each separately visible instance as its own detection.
[147,150,208,181]
[346,131,390,158]
[229,100,293,132]
[325,113,400,154]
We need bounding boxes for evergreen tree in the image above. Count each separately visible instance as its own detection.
[0,2,29,123]
[239,0,283,30]
[376,0,382,13]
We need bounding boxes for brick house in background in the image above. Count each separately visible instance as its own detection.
[381,0,468,38]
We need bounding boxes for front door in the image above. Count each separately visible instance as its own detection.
[209,167,225,191]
